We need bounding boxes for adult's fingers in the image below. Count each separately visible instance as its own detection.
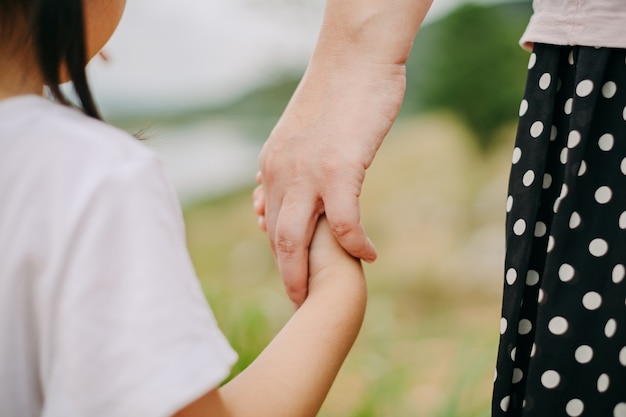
[323,190,377,263]
[273,197,320,307]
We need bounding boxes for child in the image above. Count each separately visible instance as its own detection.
[0,1,366,417]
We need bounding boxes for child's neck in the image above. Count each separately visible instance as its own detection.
[0,49,44,100]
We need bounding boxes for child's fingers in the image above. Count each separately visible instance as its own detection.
[252,184,266,217]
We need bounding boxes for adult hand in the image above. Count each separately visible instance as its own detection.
[258,59,407,306]
[255,0,432,306]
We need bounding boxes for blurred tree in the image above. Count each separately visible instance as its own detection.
[405,1,532,150]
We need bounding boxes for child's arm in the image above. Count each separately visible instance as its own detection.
[173,216,366,417]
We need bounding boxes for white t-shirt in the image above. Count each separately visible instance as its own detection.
[521,0,626,50]
[0,95,237,417]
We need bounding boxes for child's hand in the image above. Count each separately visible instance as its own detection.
[254,181,363,305]
[307,216,364,298]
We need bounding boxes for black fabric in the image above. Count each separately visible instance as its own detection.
[493,44,626,417]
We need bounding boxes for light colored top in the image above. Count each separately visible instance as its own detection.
[0,96,237,417]
[520,0,626,50]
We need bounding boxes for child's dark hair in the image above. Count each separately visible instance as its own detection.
[1,0,101,119]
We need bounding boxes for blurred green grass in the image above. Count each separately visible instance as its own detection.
[183,113,515,416]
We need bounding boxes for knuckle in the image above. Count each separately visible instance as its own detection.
[318,159,342,180]
[331,221,356,239]
[275,236,298,257]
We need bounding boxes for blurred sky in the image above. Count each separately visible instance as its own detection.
[89,0,520,117]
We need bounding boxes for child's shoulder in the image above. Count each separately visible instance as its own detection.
[1,95,159,176]
[0,95,169,208]
[34,96,150,159]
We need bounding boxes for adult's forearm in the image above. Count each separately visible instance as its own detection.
[313,0,434,66]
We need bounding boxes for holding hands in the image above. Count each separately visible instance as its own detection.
[255,0,433,306]
[255,59,404,305]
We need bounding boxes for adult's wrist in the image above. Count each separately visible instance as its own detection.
[312,0,433,67]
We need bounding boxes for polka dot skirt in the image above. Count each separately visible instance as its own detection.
[493,44,626,416]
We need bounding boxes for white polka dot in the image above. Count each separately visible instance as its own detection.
[565,98,573,114]
[518,319,532,335]
[619,347,626,366]
[613,264,625,283]
[559,184,569,199]
[510,347,517,361]
[583,291,602,310]
[500,396,510,412]
[599,133,615,151]
[575,345,593,364]
[615,403,626,417]
[602,81,617,98]
[541,370,561,388]
[512,368,524,383]
[506,268,517,285]
[561,147,570,164]
[554,197,563,213]
[568,51,574,65]
[605,319,617,338]
[559,264,575,282]
[569,212,581,229]
[576,79,594,97]
[500,317,508,334]
[519,100,529,117]
[523,170,535,186]
[512,147,522,164]
[567,130,581,148]
[620,212,626,229]
[578,160,587,176]
[550,125,558,141]
[623,106,626,121]
[538,288,546,303]
[494,368,498,382]
[531,121,544,138]
[535,221,547,237]
[528,53,537,69]
[526,270,540,286]
[589,238,609,257]
[514,219,526,236]
[531,343,537,357]
[549,316,569,335]
[597,373,610,392]
[595,186,613,204]
[506,195,514,212]
[566,399,584,417]
[543,173,553,189]
[547,235,555,252]
[539,73,552,90]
